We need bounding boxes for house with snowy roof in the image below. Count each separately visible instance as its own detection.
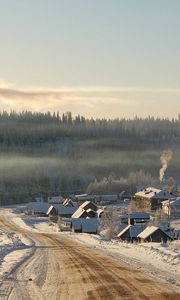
[162,198,180,217]
[63,199,75,207]
[47,205,77,219]
[137,226,173,243]
[117,224,146,242]
[26,201,50,216]
[71,201,104,219]
[135,187,176,210]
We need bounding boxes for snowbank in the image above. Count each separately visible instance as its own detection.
[59,232,180,290]
[0,230,33,278]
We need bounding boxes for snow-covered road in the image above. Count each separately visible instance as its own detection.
[0,208,179,299]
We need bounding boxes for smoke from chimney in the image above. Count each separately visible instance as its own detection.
[159,150,173,182]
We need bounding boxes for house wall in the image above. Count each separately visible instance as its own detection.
[72,225,82,233]
[135,196,166,210]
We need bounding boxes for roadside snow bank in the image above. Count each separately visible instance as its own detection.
[4,209,58,233]
[3,208,180,290]
[0,230,33,278]
[60,232,180,290]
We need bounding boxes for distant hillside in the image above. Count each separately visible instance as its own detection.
[0,111,180,204]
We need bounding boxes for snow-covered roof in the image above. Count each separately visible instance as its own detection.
[162,198,180,207]
[27,202,50,213]
[137,226,159,239]
[117,224,145,238]
[71,201,101,218]
[63,199,75,207]
[117,225,131,237]
[97,208,104,217]
[47,205,76,216]
[75,194,88,198]
[74,194,95,201]
[153,191,176,200]
[86,208,96,216]
[135,187,176,200]
[56,206,77,215]
[71,207,86,218]
[47,205,57,215]
[80,201,97,211]
[130,225,146,237]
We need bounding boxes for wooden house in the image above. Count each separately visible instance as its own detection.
[117,224,146,242]
[135,187,176,210]
[47,205,77,222]
[71,201,103,219]
[26,202,50,216]
[137,226,173,243]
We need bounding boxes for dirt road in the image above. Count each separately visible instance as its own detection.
[0,214,179,300]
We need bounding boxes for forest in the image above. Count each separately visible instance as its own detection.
[0,111,180,204]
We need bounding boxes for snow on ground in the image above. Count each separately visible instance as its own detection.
[0,208,180,291]
[61,232,180,290]
[2,208,58,233]
[0,230,33,279]
[23,216,59,233]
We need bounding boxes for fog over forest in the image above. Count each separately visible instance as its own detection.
[0,111,180,204]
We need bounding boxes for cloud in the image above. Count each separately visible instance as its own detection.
[0,82,141,111]
[0,81,179,112]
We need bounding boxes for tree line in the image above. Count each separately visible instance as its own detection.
[0,111,179,204]
[0,111,180,147]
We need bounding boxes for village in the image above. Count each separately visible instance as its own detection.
[24,185,180,244]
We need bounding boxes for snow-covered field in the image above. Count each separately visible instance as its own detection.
[0,208,180,292]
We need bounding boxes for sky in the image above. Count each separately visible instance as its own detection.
[0,0,180,118]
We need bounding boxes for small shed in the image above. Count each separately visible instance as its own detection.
[137,226,173,243]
